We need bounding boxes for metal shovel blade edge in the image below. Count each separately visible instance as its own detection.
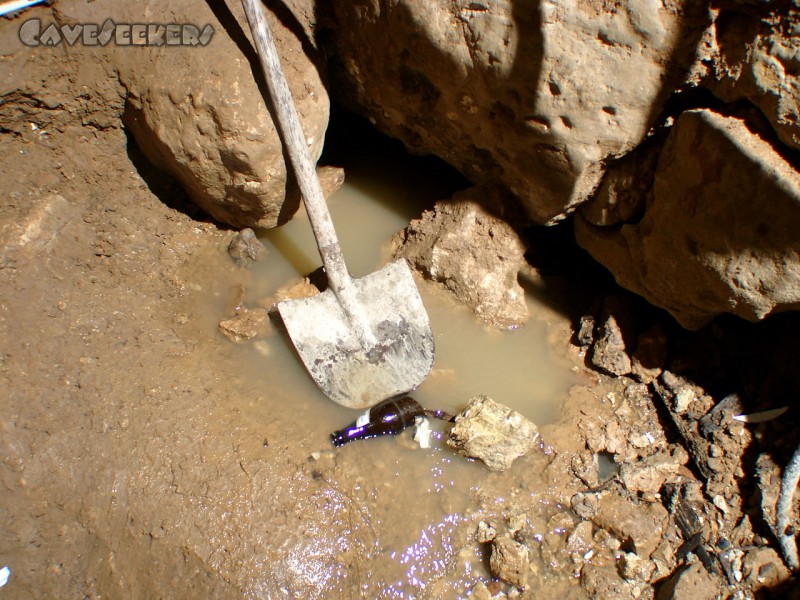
[276,259,434,409]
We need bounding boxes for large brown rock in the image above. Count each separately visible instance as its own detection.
[324,1,708,224]
[53,0,329,229]
[576,109,800,329]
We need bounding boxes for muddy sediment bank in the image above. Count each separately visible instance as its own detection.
[2,2,800,599]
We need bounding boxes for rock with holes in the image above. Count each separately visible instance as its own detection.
[699,2,800,151]
[323,1,709,224]
[576,109,800,329]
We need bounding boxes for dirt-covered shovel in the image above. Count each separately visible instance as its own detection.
[241,0,434,409]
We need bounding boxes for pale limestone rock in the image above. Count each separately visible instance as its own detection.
[393,188,528,328]
[447,395,539,471]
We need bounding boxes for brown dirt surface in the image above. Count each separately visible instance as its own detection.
[2,8,798,600]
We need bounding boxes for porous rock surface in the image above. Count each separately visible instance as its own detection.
[700,2,800,151]
[324,0,709,224]
[576,109,800,329]
[392,187,528,328]
[55,0,329,229]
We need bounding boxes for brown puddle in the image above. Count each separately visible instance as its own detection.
[178,154,581,595]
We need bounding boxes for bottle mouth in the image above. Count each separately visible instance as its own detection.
[330,425,368,448]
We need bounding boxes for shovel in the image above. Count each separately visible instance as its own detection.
[241,0,434,409]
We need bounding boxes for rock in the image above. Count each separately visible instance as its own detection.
[228,228,266,264]
[590,296,636,377]
[324,1,709,224]
[490,536,529,588]
[259,277,320,311]
[618,552,655,583]
[476,520,497,544]
[580,139,661,227]
[109,0,330,228]
[219,308,271,342]
[447,395,539,471]
[575,315,596,348]
[470,581,506,600]
[581,564,647,600]
[591,314,632,377]
[393,188,528,328]
[576,108,800,329]
[741,547,791,592]
[565,520,595,563]
[655,561,724,600]
[701,3,800,151]
[591,493,668,559]
[316,165,346,199]
[618,446,689,495]
[540,512,577,573]
[571,492,601,520]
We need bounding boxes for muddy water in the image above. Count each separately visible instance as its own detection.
[247,179,575,425]
[185,157,579,594]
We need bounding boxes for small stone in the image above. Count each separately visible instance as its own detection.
[476,520,497,544]
[260,278,321,310]
[589,297,635,376]
[576,315,595,347]
[565,520,594,562]
[618,552,654,582]
[507,514,527,536]
[571,491,600,519]
[618,447,688,495]
[447,395,539,471]
[712,495,729,514]
[469,581,502,600]
[218,308,271,342]
[490,536,529,588]
[227,228,266,264]
[590,492,668,559]
[674,388,695,414]
[316,165,346,198]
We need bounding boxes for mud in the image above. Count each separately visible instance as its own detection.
[2,25,800,600]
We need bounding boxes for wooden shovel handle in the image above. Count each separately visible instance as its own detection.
[241,0,350,293]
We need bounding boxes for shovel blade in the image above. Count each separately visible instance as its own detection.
[277,259,435,409]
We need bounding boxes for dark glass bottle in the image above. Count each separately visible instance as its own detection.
[331,396,424,447]
[331,396,455,447]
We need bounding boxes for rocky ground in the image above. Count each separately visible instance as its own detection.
[2,1,800,599]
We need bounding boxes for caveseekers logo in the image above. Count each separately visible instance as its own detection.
[19,18,214,47]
